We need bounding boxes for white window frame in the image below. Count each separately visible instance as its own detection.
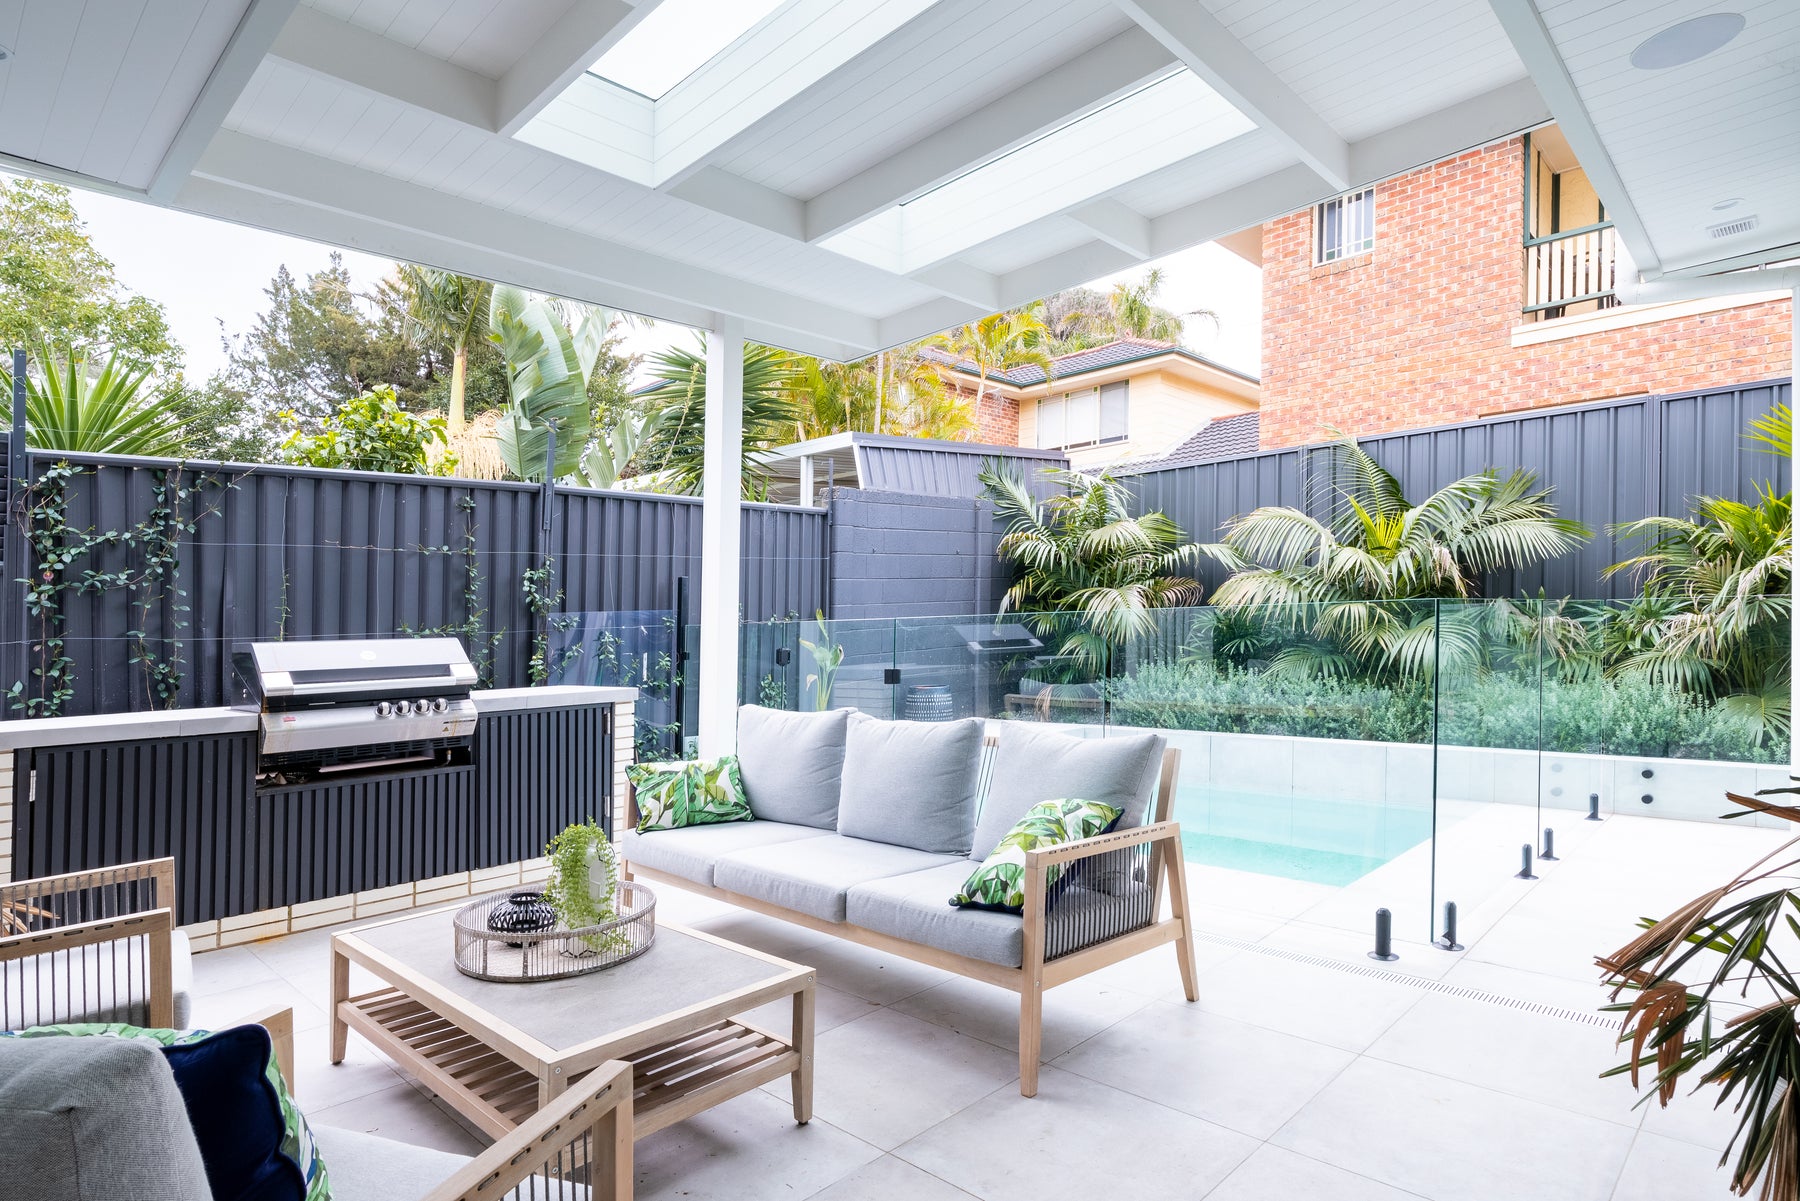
[1037,382,1129,450]
[1315,187,1375,264]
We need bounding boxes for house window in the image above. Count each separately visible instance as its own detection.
[1315,187,1375,264]
[1036,382,1129,449]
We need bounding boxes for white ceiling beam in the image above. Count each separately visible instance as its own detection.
[874,298,993,351]
[907,262,1001,310]
[1070,198,1153,258]
[496,0,653,138]
[1486,0,1660,275]
[270,5,497,131]
[665,167,805,240]
[148,0,299,202]
[1348,75,1548,184]
[997,240,1142,305]
[188,130,879,357]
[1148,163,1325,257]
[804,27,1175,244]
[1112,0,1350,191]
[653,0,946,189]
[1659,238,1800,279]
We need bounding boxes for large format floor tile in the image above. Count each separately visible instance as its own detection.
[633,1089,880,1201]
[891,973,1152,1061]
[898,1066,1257,1201]
[1189,949,1423,1051]
[1205,1145,1428,1201]
[1051,1001,1353,1139]
[1273,1058,1637,1201]
[1609,1131,1742,1201]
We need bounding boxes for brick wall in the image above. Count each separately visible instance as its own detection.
[1259,139,1794,448]
[959,382,1020,445]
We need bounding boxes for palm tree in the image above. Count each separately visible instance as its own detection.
[933,306,1053,439]
[633,339,801,496]
[981,464,1202,676]
[1107,267,1213,342]
[791,348,974,442]
[1203,436,1589,679]
[396,266,491,433]
[0,346,187,457]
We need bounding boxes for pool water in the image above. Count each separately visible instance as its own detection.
[1174,787,1437,887]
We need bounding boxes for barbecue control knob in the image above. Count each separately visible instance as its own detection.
[417,698,434,714]
[431,697,449,713]
[394,700,413,716]
[375,701,393,718]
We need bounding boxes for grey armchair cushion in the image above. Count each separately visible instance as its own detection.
[312,1126,473,1201]
[712,834,959,922]
[0,1034,212,1201]
[971,726,1166,860]
[735,705,850,828]
[617,821,828,888]
[0,931,193,1031]
[836,714,985,854]
[845,862,1025,967]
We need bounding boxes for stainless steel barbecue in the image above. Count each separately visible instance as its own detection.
[230,638,479,775]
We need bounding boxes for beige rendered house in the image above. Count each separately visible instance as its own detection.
[923,338,1261,471]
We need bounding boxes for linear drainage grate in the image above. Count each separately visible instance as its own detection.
[1196,932,1620,1030]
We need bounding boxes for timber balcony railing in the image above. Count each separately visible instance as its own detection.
[1523,221,1620,320]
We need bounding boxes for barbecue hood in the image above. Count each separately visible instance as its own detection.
[231,638,479,773]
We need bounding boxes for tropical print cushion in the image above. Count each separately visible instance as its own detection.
[1,1020,330,1201]
[629,755,754,833]
[950,797,1121,913]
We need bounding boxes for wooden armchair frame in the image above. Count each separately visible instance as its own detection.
[623,741,1197,1096]
[249,1006,633,1201]
[0,858,178,1029]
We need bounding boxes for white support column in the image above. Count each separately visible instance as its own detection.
[1791,286,1798,773]
[698,316,745,758]
[799,455,817,508]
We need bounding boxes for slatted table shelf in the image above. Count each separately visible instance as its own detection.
[330,908,814,1141]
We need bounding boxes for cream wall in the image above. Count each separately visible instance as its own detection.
[1018,367,1257,470]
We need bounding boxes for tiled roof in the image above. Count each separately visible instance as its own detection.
[922,338,1258,388]
[1114,412,1262,474]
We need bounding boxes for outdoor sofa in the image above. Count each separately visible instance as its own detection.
[618,706,1199,1096]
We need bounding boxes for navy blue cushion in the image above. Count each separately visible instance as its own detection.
[162,1023,304,1201]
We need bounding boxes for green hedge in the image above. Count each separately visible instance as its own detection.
[1107,661,1774,763]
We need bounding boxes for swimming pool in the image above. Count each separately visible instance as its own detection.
[1174,787,1437,886]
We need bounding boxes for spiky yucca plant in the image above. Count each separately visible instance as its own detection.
[1,346,187,458]
[980,465,1202,676]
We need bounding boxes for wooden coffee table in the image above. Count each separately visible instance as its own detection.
[330,907,815,1140]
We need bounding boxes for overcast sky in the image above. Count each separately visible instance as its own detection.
[51,179,1263,384]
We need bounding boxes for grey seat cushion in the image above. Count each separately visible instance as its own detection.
[713,834,960,922]
[619,821,827,888]
[836,714,985,854]
[1,930,193,1031]
[0,1033,213,1201]
[736,705,849,828]
[971,726,1167,860]
[845,861,1025,967]
[313,1126,473,1201]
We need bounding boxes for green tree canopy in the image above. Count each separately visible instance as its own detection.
[278,384,454,476]
[0,177,181,377]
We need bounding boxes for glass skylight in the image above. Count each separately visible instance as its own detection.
[590,0,786,100]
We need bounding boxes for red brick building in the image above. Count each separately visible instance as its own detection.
[1254,127,1794,450]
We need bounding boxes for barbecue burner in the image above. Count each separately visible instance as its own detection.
[231,638,478,778]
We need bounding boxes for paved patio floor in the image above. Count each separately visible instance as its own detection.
[192,809,1791,1201]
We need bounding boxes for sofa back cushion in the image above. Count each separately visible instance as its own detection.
[0,1034,213,1201]
[736,705,849,828]
[970,725,1167,860]
[836,714,985,854]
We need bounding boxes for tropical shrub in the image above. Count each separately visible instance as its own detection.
[633,340,801,496]
[279,384,453,475]
[1,347,187,458]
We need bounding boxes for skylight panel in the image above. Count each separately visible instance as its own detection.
[590,0,786,100]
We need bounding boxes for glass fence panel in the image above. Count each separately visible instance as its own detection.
[548,609,681,760]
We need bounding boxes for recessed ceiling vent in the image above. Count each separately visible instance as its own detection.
[1707,214,1760,240]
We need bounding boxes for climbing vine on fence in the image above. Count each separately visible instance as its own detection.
[406,495,504,688]
[521,553,564,686]
[8,461,231,716]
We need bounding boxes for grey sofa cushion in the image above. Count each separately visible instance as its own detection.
[845,862,1025,967]
[0,930,193,1031]
[618,821,828,888]
[713,834,959,922]
[736,705,850,828]
[0,1034,213,1201]
[313,1126,474,1201]
[836,714,985,854]
[971,726,1167,860]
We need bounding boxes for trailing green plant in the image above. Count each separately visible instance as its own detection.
[981,464,1202,677]
[1,345,188,457]
[799,612,843,710]
[542,819,628,953]
[521,554,564,685]
[403,496,502,687]
[1597,780,1800,1200]
[758,673,788,709]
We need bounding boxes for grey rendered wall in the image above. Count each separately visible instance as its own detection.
[824,488,1007,620]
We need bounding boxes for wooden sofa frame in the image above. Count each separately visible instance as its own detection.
[622,741,1198,1097]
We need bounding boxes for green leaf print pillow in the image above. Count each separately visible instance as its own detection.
[629,755,754,833]
[950,797,1120,913]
